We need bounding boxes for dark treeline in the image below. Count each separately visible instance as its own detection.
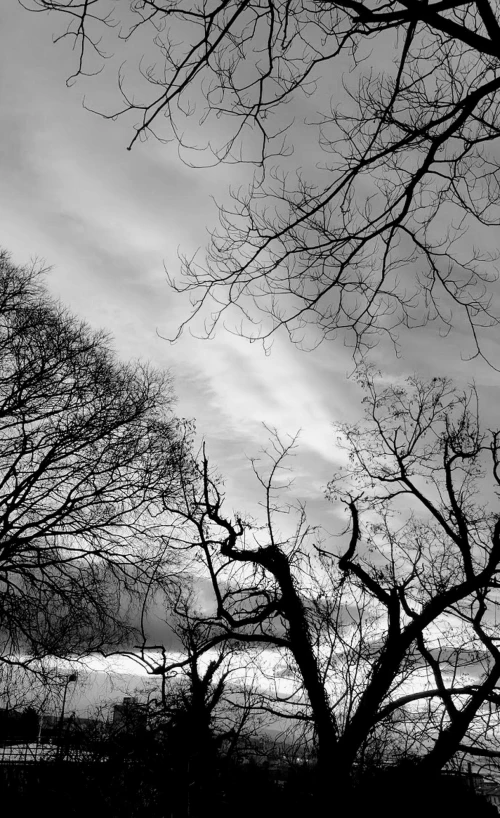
[1,707,496,818]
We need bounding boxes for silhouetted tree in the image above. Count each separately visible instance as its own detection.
[0,250,189,683]
[157,373,500,793]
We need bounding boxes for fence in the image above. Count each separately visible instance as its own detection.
[0,742,59,764]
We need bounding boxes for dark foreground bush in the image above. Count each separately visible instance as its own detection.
[349,767,497,818]
[1,757,498,818]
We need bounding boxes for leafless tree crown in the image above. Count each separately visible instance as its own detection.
[22,0,500,357]
[0,251,188,677]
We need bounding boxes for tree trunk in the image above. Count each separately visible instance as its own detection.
[258,547,339,785]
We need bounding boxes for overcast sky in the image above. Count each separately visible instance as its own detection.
[2,2,500,710]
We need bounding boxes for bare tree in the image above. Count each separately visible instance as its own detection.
[156,432,343,791]
[0,250,189,680]
[328,370,500,778]
[152,375,500,791]
[23,0,500,358]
